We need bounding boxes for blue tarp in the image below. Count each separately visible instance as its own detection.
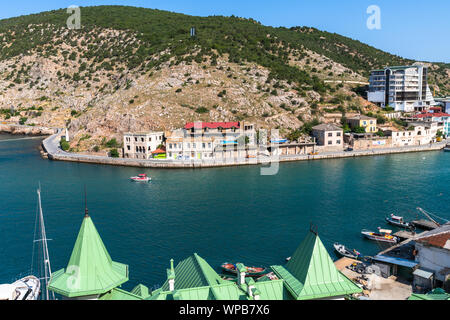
[373,255,418,268]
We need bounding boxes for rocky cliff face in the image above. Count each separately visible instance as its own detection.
[0,36,368,153]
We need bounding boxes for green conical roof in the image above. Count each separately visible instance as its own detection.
[48,215,129,298]
[160,253,227,292]
[272,231,362,300]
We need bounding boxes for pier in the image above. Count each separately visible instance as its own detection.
[411,219,440,231]
[394,230,418,241]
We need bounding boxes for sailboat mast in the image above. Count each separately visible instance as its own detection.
[37,188,54,300]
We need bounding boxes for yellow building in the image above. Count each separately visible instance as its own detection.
[347,115,377,133]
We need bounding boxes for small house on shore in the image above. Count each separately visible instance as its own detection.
[311,123,344,150]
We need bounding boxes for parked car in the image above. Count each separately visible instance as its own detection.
[345,147,354,152]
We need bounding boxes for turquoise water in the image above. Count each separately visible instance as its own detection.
[0,134,449,291]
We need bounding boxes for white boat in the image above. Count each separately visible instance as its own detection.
[334,243,362,260]
[386,214,411,228]
[0,276,41,300]
[1,187,55,301]
[361,228,399,244]
[130,174,152,182]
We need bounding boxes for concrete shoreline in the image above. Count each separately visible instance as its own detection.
[2,123,445,169]
[40,131,447,169]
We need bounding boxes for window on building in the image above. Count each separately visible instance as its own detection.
[202,143,206,149]
[337,140,341,144]
[169,144,172,149]
[337,132,341,137]
[328,141,333,145]
[328,133,333,137]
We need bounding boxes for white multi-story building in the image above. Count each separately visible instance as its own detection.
[166,122,256,160]
[123,132,164,159]
[368,64,435,112]
[389,122,444,147]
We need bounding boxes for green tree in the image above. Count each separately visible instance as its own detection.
[110,148,120,158]
[195,107,209,114]
[352,126,366,134]
[60,137,70,151]
[105,138,119,148]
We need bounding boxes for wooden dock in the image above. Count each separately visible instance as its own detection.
[411,219,439,231]
[394,230,417,241]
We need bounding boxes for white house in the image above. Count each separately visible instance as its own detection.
[389,122,443,147]
[123,132,164,159]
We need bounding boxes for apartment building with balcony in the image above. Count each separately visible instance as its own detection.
[368,65,436,112]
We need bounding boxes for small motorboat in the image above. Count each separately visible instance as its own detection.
[334,243,362,260]
[221,263,267,277]
[361,228,399,244]
[0,276,41,300]
[386,214,411,228]
[286,257,291,262]
[130,174,151,182]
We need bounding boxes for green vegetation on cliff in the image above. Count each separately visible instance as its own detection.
[2,5,440,92]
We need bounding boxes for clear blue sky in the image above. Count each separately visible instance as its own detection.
[1,0,449,62]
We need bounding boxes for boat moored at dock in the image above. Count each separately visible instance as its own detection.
[361,228,399,244]
[386,214,412,229]
[334,243,362,260]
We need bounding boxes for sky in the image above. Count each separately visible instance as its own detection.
[0,0,449,63]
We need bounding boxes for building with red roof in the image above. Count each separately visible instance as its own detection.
[413,112,450,136]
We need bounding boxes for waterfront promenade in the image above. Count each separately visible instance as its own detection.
[41,131,447,169]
